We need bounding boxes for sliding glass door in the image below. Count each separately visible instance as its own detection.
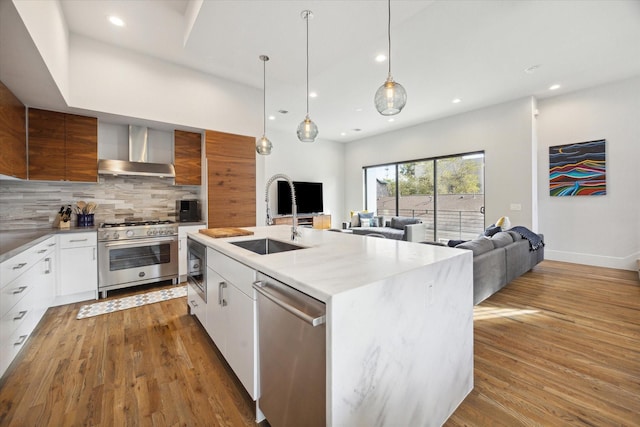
[364,152,484,242]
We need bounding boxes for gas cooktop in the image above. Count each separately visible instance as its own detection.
[100,220,175,228]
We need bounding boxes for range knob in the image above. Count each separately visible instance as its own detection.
[113,232,120,240]
[147,230,153,236]
[126,230,134,238]
[100,231,109,240]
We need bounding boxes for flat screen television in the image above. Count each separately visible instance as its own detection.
[277,181,324,215]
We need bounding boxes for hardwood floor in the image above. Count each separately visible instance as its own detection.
[0,261,638,426]
[446,260,640,426]
[0,283,260,426]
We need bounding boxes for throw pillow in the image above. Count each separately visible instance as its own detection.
[484,224,502,237]
[351,213,360,227]
[360,218,371,227]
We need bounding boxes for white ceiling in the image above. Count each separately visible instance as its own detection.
[14,1,640,141]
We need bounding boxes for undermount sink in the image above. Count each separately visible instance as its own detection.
[231,238,306,255]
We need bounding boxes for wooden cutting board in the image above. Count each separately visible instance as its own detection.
[199,228,254,238]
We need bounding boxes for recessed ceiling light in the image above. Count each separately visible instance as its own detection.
[524,64,541,74]
[452,98,462,104]
[388,118,395,122]
[375,54,387,62]
[309,92,318,98]
[355,108,363,112]
[268,115,275,120]
[340,132,347,136]
[108,15,125,27]
[549,84,561,90]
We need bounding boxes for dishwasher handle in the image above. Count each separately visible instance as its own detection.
[253,281,326,327]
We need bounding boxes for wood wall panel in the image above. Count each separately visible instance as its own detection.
[0,81,27,179]
[205,130,255,159]
[28,108,66,181]
[174,130,202,185]
[65,113,97,182]
[207,155,256,228]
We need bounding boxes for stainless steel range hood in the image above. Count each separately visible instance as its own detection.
[98,125,175,178]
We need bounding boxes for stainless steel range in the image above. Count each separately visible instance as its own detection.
[98,220,178,298]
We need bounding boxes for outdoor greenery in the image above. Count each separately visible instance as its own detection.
[382,158,482,196]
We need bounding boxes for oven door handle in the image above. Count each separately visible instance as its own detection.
[103,237,177,247]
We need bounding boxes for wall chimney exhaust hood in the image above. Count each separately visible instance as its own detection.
[98,125,175,178]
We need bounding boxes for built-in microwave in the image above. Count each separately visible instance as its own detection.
[186,237,206,302]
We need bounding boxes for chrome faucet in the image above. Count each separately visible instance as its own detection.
[265,174,300,240]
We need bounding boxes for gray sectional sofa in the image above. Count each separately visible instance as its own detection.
[452,230,544,304]
[350,216,425,242]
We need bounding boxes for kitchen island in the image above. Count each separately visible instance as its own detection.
[189,225,473,427]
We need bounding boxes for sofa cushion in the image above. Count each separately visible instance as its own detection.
[456,238,494,256]
[390,216,421,230]
[491,231,514,248]
[507,230,522,241]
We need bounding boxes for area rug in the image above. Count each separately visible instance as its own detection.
[77,285,187,319]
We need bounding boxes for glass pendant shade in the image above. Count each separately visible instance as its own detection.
[256,54,272,155]
[375,75,407,115]
[297,116,318,142]
[256,135,272,155]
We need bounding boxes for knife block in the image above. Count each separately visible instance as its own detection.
[54,213,70,229]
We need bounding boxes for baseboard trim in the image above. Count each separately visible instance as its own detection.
[545,249,639,271]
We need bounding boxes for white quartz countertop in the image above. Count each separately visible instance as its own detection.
[189,225,467,302]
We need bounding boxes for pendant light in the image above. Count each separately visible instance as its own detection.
[297,10,319,142]
[256,55,273,155]
[374,0,407,116]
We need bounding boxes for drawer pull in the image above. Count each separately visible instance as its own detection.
[37,249,47,254]
[48,243,56,247]
[14,311,27,320]
[190,299,198,308]
[12,286,28,294]
[13,263,27,270]
[14,335,28,346]
[69,238,89,242]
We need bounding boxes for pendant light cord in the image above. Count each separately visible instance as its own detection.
[305,11,310,115]
[263,58,266,134]
[387,0,391,76]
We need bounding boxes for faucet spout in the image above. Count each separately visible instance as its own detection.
[265,174,300,240]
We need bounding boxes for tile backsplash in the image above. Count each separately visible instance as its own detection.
[0,175,201,230]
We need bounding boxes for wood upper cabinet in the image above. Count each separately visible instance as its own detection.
[174,130,202,185]
[0,81,27,179]
[28,108,97,182]
[205,130,256,228]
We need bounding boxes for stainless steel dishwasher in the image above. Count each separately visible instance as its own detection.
[253,272,326,427]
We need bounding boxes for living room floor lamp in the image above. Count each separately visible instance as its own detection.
[297,10,319,143]
[256,55,273,155]
[375,0,407,116]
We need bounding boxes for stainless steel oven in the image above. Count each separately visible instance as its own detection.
[186,237,206,302]
[98,220,178,298]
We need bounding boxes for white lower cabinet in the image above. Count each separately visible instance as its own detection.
[205,248,259,401]
[0,236,56,377]
[55,232,98,304]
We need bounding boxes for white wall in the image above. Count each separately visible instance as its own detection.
[68,36,261,138]
[344,97,536,228]
[537,76,640,270]
[256,129,345,228]
[12,0,69,102]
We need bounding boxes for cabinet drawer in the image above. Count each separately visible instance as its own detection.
[207,248,255,297]
[187,281,206,325]
[1,310,40,374]
[1,237,54,289]
[0,283,38,346]
[0,266,36,317]
[58,232,97,249]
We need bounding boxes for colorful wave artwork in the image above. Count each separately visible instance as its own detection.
[549,139,606,196]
